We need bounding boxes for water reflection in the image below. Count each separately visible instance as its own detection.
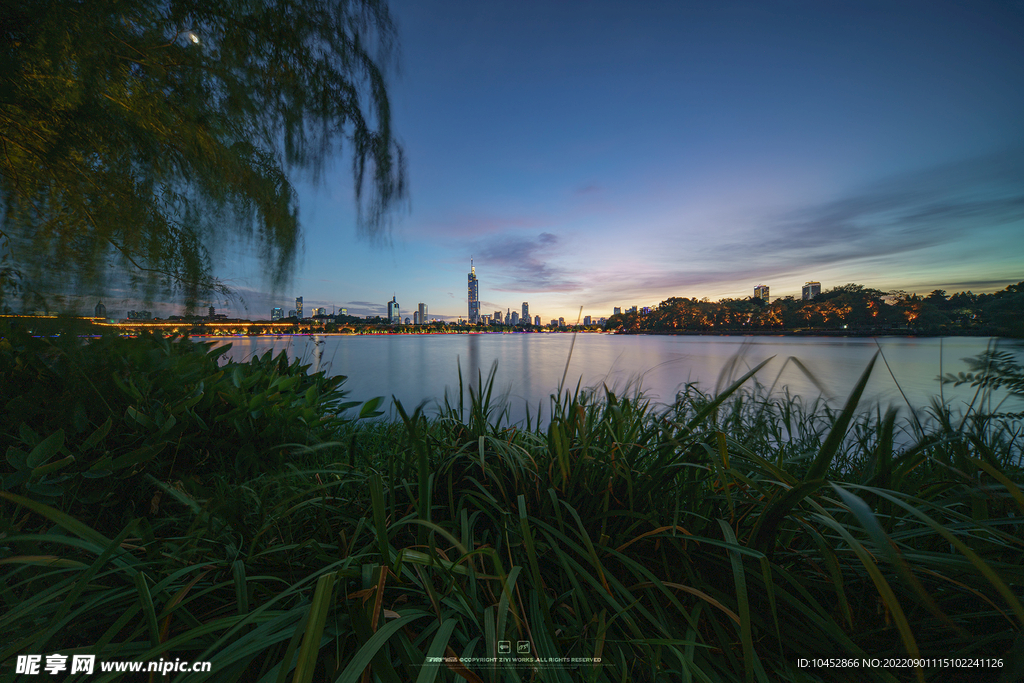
[212,334,1024,425]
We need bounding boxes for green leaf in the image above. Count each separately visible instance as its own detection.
[26,429,65,469]
[30,454,75,478]
[414,618,458,683]
[291,572,335,683]
[334,613,429,683]
[807,352,877,481]
[111,443,165,471]
[359,396,385,419]
[80,417,113,451]
[5,447,28,471]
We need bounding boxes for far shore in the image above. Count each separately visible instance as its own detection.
[1,315,1014,339]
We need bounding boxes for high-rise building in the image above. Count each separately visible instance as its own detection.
[613,307,622,315]
[583,315,592,326]
[288,309,296,318]
[534,315,541,327]
[558,317,565,327]
[208,305,215,318]
[468,259,480,323]
[754,284,770,302]
[522,302,529,325]
[418,303,428,325]
[295,296,303,319]
[494,310,502,325]
[802,281,821,300]
[339,308,348,316]
[271,307,283,321]
[387,296,400,324]
[94,301,106,318]
[511,311,519,325]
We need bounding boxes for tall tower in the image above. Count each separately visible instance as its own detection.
[295,296,303,319]
[467,258,480,323]
[522,302,529,326]
[387,295,400,324]
[754,284,770,302]
[418,303,428,325]
[802,281,821,300]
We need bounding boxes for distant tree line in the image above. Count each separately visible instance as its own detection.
[605,282,1024,337]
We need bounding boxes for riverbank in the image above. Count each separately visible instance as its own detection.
[3,314,1017,339]
[2,330,1021,681]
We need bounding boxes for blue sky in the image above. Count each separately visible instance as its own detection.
[215,0,1024,322]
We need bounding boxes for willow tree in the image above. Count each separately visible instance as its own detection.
[0,0,405,312]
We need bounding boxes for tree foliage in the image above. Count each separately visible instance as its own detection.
[0,0,405,311]
[607,282,1024,337]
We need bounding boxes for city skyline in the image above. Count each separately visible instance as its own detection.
[93,1,1024,321]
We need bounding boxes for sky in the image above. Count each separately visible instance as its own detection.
[214,0,1024,322]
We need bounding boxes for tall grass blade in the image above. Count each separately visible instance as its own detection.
[291,572,336,683]
[807,352,878,481]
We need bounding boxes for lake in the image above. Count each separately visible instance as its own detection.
[210,333,1024,424]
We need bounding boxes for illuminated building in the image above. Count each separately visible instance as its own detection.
[468,259,480,323]
[754,284,770,302]
[387,296,400,324]
[802,282,821,300]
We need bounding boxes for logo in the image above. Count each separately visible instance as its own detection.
[497,641,511,655]
[517,641,531,654]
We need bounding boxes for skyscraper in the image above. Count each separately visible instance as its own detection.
[295,296,303,319]
[387,296,400,324]
[754,284,770,302]
[467,259,480,323]
[802,282,821,300]
[417,302,428,324]
[522,302,529,325]
[534,315,540,327]
[271,307,283,320]
[511,311,519,325]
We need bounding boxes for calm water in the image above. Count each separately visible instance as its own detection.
[210,334,1024,424]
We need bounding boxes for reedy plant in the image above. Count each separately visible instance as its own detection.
[1,346,1022,682]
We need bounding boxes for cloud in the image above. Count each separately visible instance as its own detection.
[410,212,551,239]
[343,300,386,316]
[473,232,582,292]
[748,150,1024,266]
[936,279,1022,291]
[615,150,1024,297]
[574,183,603,195]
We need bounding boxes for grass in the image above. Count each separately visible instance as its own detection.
[1,331,1022,682]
